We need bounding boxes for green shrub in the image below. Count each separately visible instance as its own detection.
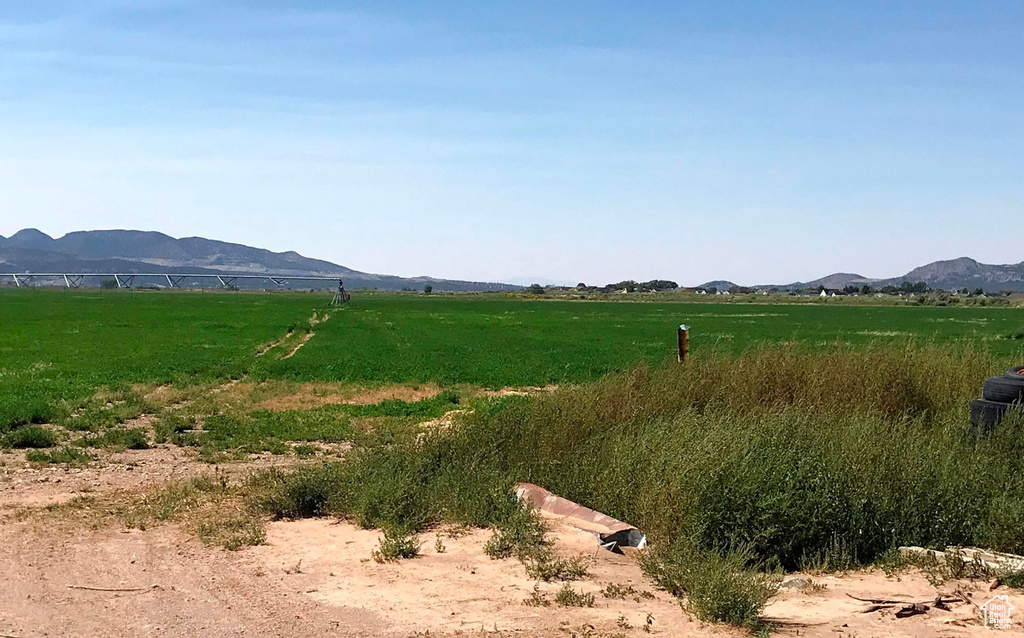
[483,507,547,560]
[26,447,93,464]
[642,543,780,630]
[260,464,348,519]
[82,427,150,450]
[3,425,56,448]
[524,551,588,582]
[1000,570,1024,589]
[372,527,421,562]
[554,584,594,607]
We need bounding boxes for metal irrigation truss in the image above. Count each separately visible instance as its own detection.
[0,272,344,289]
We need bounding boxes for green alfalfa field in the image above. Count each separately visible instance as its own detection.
[3,287,1024,628]
[2,288,1022,430]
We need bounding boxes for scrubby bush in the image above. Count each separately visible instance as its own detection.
[3,425,56,448]
[372,527,421,562]
[26,447,92,464]
[82,427,150,450]
[554,584,594,607]
[642,542,780,629]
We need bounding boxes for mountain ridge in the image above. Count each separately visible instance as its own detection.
[698,258,1024,293]
[0,229,519,292]
[783,257,1024,292]
[2,229,1021,292]
[745,257,1024,292]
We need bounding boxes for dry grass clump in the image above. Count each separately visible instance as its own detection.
[115,472,272,550]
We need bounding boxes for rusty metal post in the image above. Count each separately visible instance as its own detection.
[677,324,690,363]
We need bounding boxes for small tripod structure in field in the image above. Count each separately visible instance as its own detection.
[331,279,350,306]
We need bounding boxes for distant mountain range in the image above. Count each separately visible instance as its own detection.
[0,229,519,292]
[2,228,1020,293]
[700,257,1024,293]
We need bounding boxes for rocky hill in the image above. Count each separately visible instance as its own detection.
[785,258,1024,293]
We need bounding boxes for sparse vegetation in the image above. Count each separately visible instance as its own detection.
[197,512,267,551]
[372,528,421,562]
[524,551,589,583]
[642,543,780,630]
[105,473,272,551]
[26,446,93,464]
[602,582,638,599]
[554,583,595,608]
[78,427,150,450]
[523,584,550,607]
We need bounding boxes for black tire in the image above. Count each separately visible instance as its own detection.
[970,398,1024,438]
[1008,365,1024,380]
[983,376,1024,404]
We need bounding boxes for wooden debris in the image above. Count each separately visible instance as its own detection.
[954,587,980,609]
[68,584,161,592]
[847,593,960,616]
[846,593,958,606]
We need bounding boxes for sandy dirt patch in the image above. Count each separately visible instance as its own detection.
[0,520,381,638]
[2,461,1022,637]
[483,385,560,398]
[251,516,1023,638]
[2,415,1022,638]
[254,383,444,411]
[253,517,686,636]
[0,446,294,511]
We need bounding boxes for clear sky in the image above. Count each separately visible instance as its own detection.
[1,1,1021,286]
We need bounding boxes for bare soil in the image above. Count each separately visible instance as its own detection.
[2,448,1023,637]
[254,382,445,411]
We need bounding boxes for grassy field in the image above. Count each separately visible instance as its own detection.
[1,288,1022,430]
[4,287,1024,629]
[259,294,1024,385]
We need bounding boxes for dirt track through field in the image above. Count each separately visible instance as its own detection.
[282,331,315,359]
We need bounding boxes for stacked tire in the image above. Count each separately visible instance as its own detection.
[971,366,1024,437]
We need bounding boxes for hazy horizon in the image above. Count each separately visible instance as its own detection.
[1,2,1021,285]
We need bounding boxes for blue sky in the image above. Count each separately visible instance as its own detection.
[0,1,1021,285]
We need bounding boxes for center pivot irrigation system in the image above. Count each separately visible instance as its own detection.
[1,272,344,289]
